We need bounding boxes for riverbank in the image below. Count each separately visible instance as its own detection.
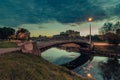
[0,51,93,80]
[94,42,120,57]
[60,42,120,57]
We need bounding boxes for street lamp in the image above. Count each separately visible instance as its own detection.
[88,17,93,44]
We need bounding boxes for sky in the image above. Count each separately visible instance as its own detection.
[0,0,120,37]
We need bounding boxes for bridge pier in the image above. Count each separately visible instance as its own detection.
[18,41,41,56]
[32,42,41,56]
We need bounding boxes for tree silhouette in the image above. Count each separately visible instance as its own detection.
[99,21,120,45]
[99,22,113,34]
[0,27,15,39]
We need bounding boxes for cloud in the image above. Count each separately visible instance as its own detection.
[38,26,46,29]
[0,0,120,27]
[113,4,120,16]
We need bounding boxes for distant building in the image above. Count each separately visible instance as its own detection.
[66,30,80,38]
[37,35,51,41]
[53,30,80,40]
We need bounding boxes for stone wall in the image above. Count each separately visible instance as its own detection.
[17,41,40,56]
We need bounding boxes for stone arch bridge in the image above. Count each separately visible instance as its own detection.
[36,40,94,55]
[19,40,94,69]
[19,40,94,56]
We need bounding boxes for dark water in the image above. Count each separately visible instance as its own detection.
[41,47,120,80]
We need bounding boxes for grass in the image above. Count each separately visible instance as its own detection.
[0,41,17,48]
[0,51,92,80]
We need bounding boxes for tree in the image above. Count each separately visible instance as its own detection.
[92,35,102,41]
[116,29,120,34]
[104,32,119,44]
[114,21,120,31]
[99,22,120,45]
[85,35,102,42]
[0,27,15,39]
[99,22,113,35]
[16,28,30,40]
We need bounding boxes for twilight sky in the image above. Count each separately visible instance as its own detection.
[0,0,120,36]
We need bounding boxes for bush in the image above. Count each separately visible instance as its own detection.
[104,32,119,45]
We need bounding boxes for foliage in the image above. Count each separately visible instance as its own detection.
[92,35,103,41]
[103,32,119,44]
[99,21,120,34]
[85,35,102,42]
[16,28,30,40]
[99,21,120,44]
[0,52,90,80]
[99,22,113,34]
[0,27,15,39]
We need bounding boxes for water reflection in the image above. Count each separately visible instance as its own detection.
[41,46,120,80]
[74,57,120,80]
[98,58,120,80]
[41,47,80,65]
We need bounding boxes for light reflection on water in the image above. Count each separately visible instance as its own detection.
[76,57,108,80]
[76,57,120,80]
[41,47,120,80]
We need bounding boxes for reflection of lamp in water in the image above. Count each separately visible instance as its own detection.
[87,73,92,78]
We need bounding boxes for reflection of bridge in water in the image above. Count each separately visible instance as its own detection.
[37,40,94,70]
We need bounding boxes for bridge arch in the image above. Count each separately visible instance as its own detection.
[38,41,94,70]
[38,41,92,54]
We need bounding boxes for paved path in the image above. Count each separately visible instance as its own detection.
[94,42,120,46]
[0,48,20,55]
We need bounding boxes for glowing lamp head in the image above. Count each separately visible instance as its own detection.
[88,17,93,22]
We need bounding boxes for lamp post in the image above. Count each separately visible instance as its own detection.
[88,17,93,44]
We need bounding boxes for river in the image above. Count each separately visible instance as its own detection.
[41,47,120,80]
